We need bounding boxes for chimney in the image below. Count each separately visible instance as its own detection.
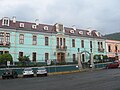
[72,25,76,31]
[35,19,39,25]
[12,16,16,23]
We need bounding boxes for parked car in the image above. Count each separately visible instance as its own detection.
[23,68,34,77]
[106,62,119,69]
[36,67,47,77]
[2,69,18,79]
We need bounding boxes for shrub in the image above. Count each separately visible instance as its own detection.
[0,53,13,65]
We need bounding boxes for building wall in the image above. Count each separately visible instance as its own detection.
[0,29,106,63]
[0,17,107,63]
[106,40,120,60]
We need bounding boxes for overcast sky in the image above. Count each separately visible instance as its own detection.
[0,0,120,35]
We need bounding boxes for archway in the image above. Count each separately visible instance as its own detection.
[80,51,90,63]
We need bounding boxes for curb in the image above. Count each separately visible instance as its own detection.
[48,70,80,75]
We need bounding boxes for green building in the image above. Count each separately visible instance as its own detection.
[0,17,106,64]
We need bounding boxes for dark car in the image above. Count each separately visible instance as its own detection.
[106,62,119,69]
[2,69,18,79]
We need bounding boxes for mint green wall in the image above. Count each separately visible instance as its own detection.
[0,28,106,63]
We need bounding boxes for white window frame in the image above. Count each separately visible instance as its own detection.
[2,17,10,26]
[20,23,24,28]
[32,25,37,29]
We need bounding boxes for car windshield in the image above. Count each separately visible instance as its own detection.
[5,69,13,72]
[37,68,46,70]
[113,62,118,64]
[24,68,32,71]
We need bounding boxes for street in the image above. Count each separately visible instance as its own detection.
[0,69,120,90]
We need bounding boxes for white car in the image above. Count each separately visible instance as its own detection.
[36,67,47,77]
[23,68,34,77]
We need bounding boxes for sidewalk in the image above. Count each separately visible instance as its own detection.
[48,68,104,75]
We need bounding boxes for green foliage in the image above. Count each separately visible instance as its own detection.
[94,54,100,60]
[18,55,30,66]
[103,55,108,60]
[103,32,120,40]
[0,53,13,65]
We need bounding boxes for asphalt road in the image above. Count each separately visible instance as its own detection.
[0,69,120,90]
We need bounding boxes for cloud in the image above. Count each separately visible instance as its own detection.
[0,0,120,34]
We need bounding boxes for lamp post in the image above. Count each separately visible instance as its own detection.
[77,48,83,69]
[90,48,94,69]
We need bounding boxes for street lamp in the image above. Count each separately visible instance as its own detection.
[90,48,94,69]
[77,48,83,69]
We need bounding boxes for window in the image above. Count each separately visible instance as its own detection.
[98,42,103,49]
[0,51,3,55]
[6,33,10,44]
[5,51,9,54]
[81,40,84,48]
[90,41,92,52]
[19,34,24,44]
[0,32,10,45]
[45,37,49,46]
[59,24,63,32]
[101,42,103,48]
[32,25,37,29]
[115,45,118,52]
[108,45,111,52]
[57,38,59,46]
[2,18,9,26]
[60,38,62,46]
[0,32,4,44]
[44,26,48,30]
[32,52,36,62]
[63,38,66,47]
[19,52,23,57]
[73,54,76,61]
[82,54,85,62]
[33,35,37,45]
[45,53,49,61]
[20,23,24,28]
[72,39,75,47]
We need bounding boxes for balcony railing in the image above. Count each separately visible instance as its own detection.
[56,45,67,51]
[98,48,104,52]
[0,41,10,47]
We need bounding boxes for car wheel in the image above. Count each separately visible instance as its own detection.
[45,73,47,76]
[2,77,5,79]
[12,75,16,79]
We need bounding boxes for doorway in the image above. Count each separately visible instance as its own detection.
[57,52,65,63]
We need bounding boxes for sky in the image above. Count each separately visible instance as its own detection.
[0,0,120,35]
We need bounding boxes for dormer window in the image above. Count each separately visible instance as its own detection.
[20,23,24,28]
[87,31,91,36]
[55,23,64,33]
[70,30,74,34]
[32,25,37,29]
[44,26,48,30]
[2,17,10,26]
[78,31,83,35]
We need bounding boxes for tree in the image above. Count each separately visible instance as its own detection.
[18,55,30,66]
[0,53,13,65]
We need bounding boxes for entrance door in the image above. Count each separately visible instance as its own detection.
[57,53,65,63]
[82,54,85,63]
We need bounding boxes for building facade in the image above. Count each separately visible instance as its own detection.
[106,40,120,60]
[0,17,106,63]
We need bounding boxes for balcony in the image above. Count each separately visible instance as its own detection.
[98,48,104,52]
[56,45,67,51]
[0,41,10,47]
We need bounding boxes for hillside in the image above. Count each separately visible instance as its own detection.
[103,32,120,40]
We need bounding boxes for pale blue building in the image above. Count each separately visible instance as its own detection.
[0,17,106,64]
